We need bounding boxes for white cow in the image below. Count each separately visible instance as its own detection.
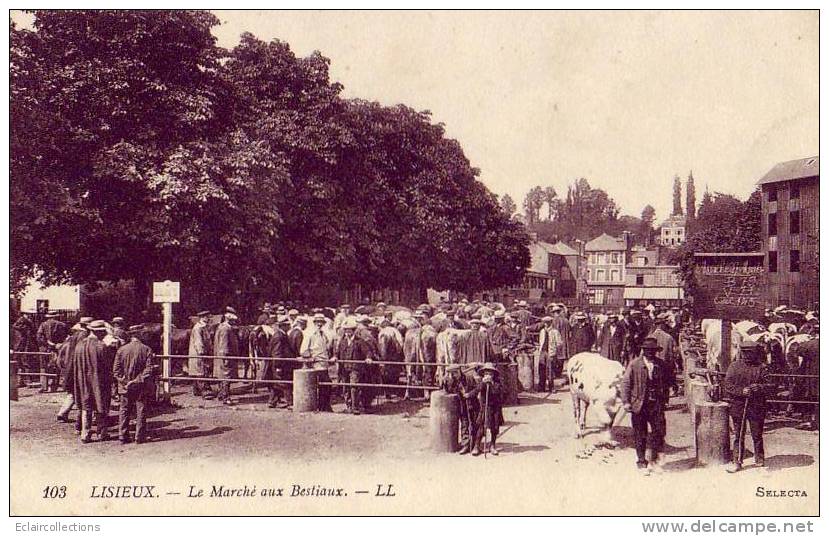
[704,321,742,371]
[566,352,626,445]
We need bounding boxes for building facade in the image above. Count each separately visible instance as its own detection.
[659,214,687,246]
[758,156,819,309]
[624,249,684,308]
[498,239,580,305]
[585,233,631,308]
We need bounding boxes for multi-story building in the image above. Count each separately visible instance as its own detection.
[495,239,581,305]
[623,247,684,308]
[758,155,819,309]
[585,232,631,308]
[658,214,687,246]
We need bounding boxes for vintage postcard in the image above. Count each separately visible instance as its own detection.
[8,9,819,518]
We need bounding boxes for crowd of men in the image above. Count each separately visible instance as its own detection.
[9,298,817,465]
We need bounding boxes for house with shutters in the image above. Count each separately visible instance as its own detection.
[585,232,632,308]
[758,155,819,309]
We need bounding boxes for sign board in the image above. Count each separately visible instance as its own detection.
[693,253,765,320]
[152,280,180,303]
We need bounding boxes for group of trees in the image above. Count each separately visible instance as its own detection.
[11,10,530,311]
[672,189,762,295]
[508,178,655,246]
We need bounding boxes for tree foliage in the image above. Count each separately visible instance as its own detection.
[673,190,762,296]
[11,10,529,308]
[498,194,517,217]
[686,170,696,223]
[672,174,683,215]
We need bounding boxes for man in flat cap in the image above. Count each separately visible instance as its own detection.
[36,312,68,392]
[724,340,772,472]
[113,331,156,443]
[334,318,373,414]
[214,308,240,405]
[622,337,670,471]
[189,310,214,398]
[56,316,92,425]
[73,320,113,443]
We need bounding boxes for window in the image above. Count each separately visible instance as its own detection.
[610,269,620,282]
[768,213,777,236]
[791,183,800,199]
[597,269,606,282]
[768,251,777,273]
[790,250,800,272]
[636,274,645,286]
[597,253,605,264]
[591,289,605,305]
[768,188,778,202]
[611,253,620,264]
[790,211,800,234]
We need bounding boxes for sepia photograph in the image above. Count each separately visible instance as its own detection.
[6,7,820,521]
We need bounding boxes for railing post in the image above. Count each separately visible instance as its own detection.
[293,368,319,412]
[429,390,459,452]
[161,302,172,401]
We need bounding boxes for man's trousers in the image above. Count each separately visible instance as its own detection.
[631,401,665,466]
[729,401,765,465]
[119,391,148,442]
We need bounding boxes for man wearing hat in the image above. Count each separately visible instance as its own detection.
[256,304,272,326]
[650,314,678,392]
[56,316,92,424]
[301,313,335,411]
[188,310,214,398]
[334,318,373,414]
[724,341,772,472]
[621,337,670,470]
[597,314,626,364]
[72,320,113,443]
[113,332,156,443]
[464,363,503,456]
[487,311,513,363]
[624,309,647,362]
[465,318,494,364]
[535,316,562,392]
[570,312,595,355]
[36,312,68,392]
[262,316,293,408]
[334,304,352,332]
[214,309,240,405]
[111,317,128,344]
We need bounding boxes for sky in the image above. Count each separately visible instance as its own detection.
[14,10,819,222]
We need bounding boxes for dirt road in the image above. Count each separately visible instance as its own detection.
[10,383,819,515]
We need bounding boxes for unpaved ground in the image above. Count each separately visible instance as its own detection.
[10,383,819,515]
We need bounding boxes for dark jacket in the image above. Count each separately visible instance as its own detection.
[113,338,156,398]
[37,319,68,351]
[60,329,88,390]
[336,334,373,374]
[598,321,626,362]
[723,359,771,415]
[72,333,112,413]
[262,327,291,381]
[570,322,595,354]
[465,374,504,429]
[621,357,670,413]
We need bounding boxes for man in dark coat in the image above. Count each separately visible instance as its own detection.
[624,310,647,362]
[724,341,772,472]
[651,315,678,393]
[335,318,373,414]
[188,310,213,398]
[264,316,292,408]
[72,321,112,443]
[570,312,595,354]
[113,335,156,444]
[36,312,68,392]
[597,315,626,363]
[256,304,273,326]
[621,337,670,470]
[12,314,36,385]
[487,312,513,362]
[111,317,129,344]
[214,310,240,405]
[56,318,91,425]
[464,363,503,456]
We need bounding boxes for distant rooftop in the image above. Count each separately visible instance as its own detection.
[538,241,579,256]
[757,156,819,186]
[660,214,687,228]
[585,233,626,252]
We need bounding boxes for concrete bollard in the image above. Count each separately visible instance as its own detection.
[684,356,698,413]
[688,379,712,425]
[10,360,19,402]
[429,390,460,453]
[695,401,731,466]
[293,368,319,412]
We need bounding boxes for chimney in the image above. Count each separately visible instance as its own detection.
[621,231,632,251]
[575,239,585,257]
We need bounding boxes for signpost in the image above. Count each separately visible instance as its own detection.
[153,280,180,399]
[693,252,766,366]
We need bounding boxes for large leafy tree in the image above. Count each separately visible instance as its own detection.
[11,11,529,309]
[498,194,517,217]
[673,190,762,296]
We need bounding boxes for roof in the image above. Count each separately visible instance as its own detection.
[538,241,579,256]
[693,252,765,258]
[660,214,687,228]
[585,233,626,252]
[757,156,819,186]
